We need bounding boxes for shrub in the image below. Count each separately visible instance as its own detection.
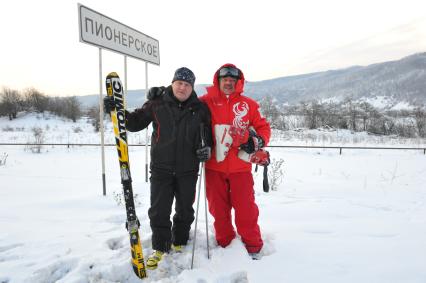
[0,153,8,166]
[113,190,141,207]
[26,127,45,153]
[268,158,285,191]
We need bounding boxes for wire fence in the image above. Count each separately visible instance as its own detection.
[266,145,426,155]
[0,143,425,155]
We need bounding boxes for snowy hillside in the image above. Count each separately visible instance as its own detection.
[244,52,426,108]
[77,52,426,110]
[1,114,426,282]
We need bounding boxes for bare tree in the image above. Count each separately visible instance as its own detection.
[326,102,346,129]
[414,107,426,137]
[48,97,65,117]
[342,97,360,131]
[63,96,82,122]
[24,88,50,113]
[0,87,22,120]
[301,100,323,129]
[259,95,281,129]
[358,101,375,131]
[87,105,100,132]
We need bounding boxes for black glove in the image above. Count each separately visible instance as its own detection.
[196,146,211,162]
[103,96,116,113]
[240,129,264,154]
[147,86,165,100]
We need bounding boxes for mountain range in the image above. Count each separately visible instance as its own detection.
[77,52,426,109]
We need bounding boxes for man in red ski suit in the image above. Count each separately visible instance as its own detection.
[200,64,271,257]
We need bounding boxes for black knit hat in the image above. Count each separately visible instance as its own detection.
[172,67,196,87]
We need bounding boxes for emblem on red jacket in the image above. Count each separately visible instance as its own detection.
[232,102,249,129]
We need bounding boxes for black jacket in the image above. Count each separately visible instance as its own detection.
[126,86,211,176]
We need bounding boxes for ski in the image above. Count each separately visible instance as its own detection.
[105,72,147,279]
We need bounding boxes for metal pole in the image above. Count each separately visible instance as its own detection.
[145,62,149,182]
[191,165,203,269]
[99,48,106,196]
[203,163,210,259]
[124,56,128,109]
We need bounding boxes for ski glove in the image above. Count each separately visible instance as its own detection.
[147,86,165,100]
[103,96,116,113]
[240,129,264,154]
[228,126,249,147]
[196,146,211,162]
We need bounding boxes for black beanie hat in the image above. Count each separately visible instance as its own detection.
[172,67,196,87]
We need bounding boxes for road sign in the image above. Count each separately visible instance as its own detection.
[78,4,160,65]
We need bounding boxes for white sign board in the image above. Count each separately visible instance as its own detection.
[78,4,160,65]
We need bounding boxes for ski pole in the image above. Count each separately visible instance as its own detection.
[199,123,210,259]
[191,163,203,269]
[191,123,210,268]
[203,162,210,259]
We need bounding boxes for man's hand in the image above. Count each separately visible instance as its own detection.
[228,126,249,147]
[103,96,116,113]
[240,129,264,154]
[196,146,211,162]
[147,86,165,100]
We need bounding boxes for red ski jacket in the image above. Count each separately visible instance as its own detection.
[200,64,271,173]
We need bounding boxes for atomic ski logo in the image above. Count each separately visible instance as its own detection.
[232,102,249,129]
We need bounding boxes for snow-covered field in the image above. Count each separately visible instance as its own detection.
[2,113,426,148]
[1,113,426,283]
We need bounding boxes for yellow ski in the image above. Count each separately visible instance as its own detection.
[105,72,147,279]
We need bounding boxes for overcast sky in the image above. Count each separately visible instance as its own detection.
[1,0,426,97]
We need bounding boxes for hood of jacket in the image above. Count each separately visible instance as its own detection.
[205,63,246,100]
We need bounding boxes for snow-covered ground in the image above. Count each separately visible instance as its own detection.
[0,113,426,283]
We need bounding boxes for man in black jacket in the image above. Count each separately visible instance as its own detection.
[104,67,211,270]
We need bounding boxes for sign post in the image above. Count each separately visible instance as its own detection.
[78,3,160,195]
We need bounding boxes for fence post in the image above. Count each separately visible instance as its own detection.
[339,147,342,155]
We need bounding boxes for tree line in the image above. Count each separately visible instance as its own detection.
[0,87,80,122]
[260,95,426,138]
[2,86,425,138]
[0,87,92,123]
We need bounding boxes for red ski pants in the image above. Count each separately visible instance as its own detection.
[205,169,263,253]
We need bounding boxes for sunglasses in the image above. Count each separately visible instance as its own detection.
[218,67,240,79]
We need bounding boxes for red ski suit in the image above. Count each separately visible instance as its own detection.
[200,64,271,253]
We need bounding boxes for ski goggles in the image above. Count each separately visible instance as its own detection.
[218,67,240,79]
